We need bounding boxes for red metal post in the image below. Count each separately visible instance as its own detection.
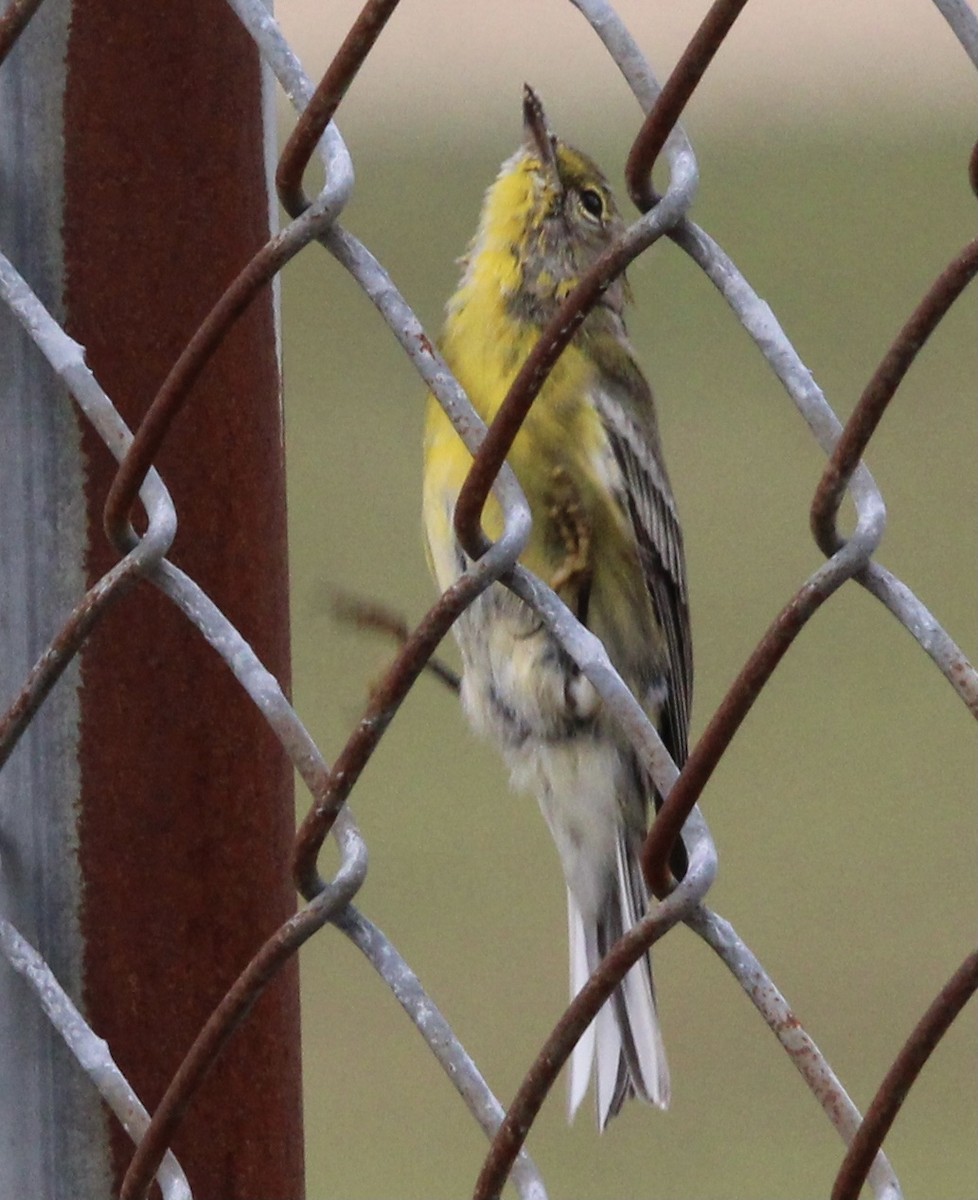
[62,2,303,1195]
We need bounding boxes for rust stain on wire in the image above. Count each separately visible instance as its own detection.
[625,0,749,212]
[277,0,401,218]
[831,949,978,1200]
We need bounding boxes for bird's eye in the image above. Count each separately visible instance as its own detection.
[577,187,604,220]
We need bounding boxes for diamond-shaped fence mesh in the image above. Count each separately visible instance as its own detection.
[0,2,975,1198]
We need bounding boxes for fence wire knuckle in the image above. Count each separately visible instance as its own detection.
[0,0,974,1197]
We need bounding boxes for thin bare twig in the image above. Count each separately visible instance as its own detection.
[331,590,461,693]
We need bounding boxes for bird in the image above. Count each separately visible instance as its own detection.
[422,85,691,1129]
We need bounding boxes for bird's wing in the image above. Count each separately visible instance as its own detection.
[593,388,692,768]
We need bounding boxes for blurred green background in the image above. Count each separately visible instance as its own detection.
[278,8,975,1197]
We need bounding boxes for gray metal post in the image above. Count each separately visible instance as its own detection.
[0,4,109,1197]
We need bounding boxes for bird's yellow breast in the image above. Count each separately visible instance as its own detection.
[422,143,661,675]
[423,284,616,586]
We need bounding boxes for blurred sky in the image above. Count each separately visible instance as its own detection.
[278,0,975,132]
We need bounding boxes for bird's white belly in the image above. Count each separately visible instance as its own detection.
[457,584,621,919]
[510,735,622,920]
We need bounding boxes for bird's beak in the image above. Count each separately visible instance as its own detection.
[522,83,558,172]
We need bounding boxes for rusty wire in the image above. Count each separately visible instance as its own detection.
[475,810,717,1200]
[276,0,400,218]
[0,0,975,1198]
[831,949,978,1200]
[624,0,748,212]
[0,0,42,64]
[450,126,697,561]
[330,590,463,692]
[0,254,178,765]
[811,234,978,558]
[687,905,902,1200]
[0,913,191,1200]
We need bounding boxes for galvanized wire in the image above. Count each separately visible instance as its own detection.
[0,911,192,1200]
[0,1,974,1198]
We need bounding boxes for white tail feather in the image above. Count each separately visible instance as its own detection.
[595,994,623,1129]
[615,839,671,1109]
[567,892,595,1121]
[566,859,671,1127]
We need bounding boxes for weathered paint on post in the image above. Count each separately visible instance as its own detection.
[0,1,303,1196]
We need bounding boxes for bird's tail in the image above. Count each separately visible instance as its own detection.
[566,831,670,1129]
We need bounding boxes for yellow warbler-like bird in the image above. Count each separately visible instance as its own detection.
[422,87,691,1128]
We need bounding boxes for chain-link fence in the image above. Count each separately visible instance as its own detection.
[1,1,975,1198]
